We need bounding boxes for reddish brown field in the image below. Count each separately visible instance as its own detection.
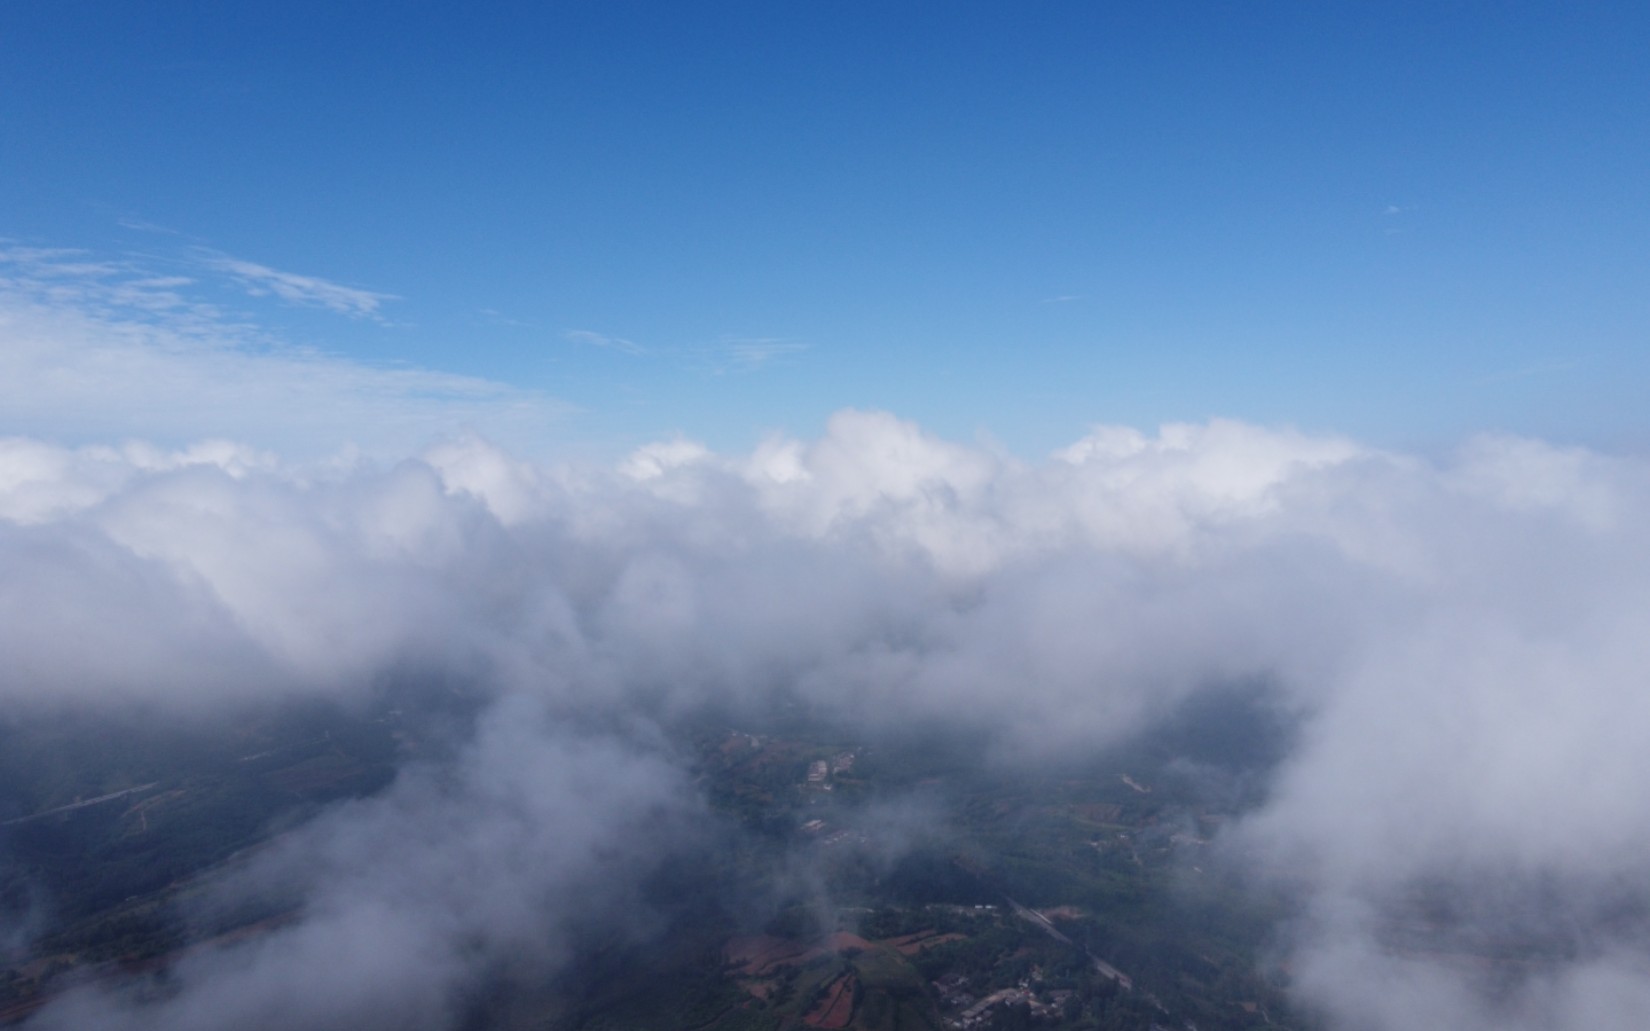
[725,935,812,976]
[822,932,872,953]
[738,978,776,1000]
[725,932,875,978]
[880,931,965,955]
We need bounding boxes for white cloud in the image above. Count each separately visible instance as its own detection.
[707,337,808,372]
[564,328,645,355]
[4,286,1650,1028]
[204,255,397,320]
[0,245,570,460]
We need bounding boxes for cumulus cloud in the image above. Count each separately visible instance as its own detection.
[3,409,1650,1029]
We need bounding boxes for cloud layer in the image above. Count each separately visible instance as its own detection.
[4,411,1650,1029]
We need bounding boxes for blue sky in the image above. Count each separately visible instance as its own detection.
[3,2,1646,458]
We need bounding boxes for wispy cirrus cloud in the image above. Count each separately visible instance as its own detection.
[107,217,398,320]
[204,254,397,320]
[478,307,533,329]
[0,243,569,458]
[706,337,808,373]
[565,330,806,372]
[0,242,232,331]
[565,328,645,355]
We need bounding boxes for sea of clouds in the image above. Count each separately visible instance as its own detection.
[5,244,1650,1029]
[4,411,1650,1029]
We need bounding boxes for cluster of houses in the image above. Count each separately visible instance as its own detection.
[933,972,1077,1028]
[805,751,857,789]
